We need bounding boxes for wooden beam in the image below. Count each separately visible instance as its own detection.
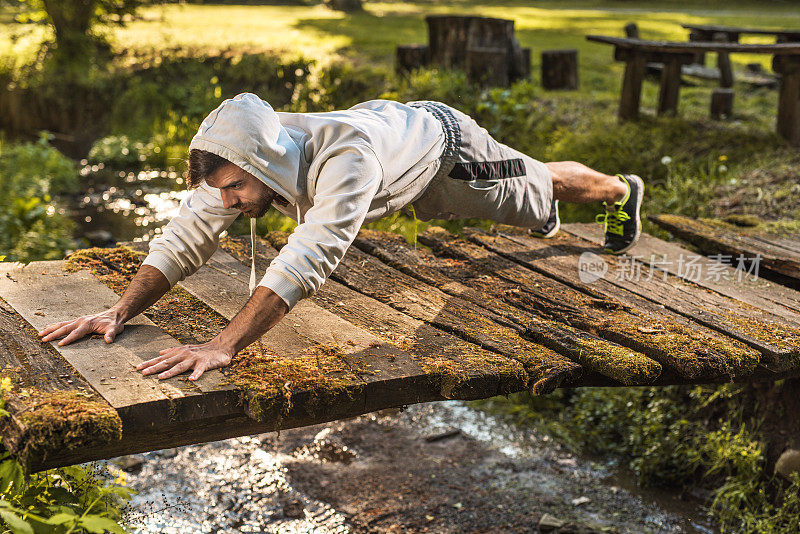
[658,58,682,115]
[774,55,800,145]
[618,48,646,120]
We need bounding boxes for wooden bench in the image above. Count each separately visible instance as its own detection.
[586,35,800,144]
[683,24,800,87]
[2,227,800,471]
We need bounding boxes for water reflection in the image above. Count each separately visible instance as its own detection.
[71,166,188,246]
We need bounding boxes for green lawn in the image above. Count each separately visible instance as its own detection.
[3,1,799,68]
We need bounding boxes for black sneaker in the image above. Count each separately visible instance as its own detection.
[530,199,560,238]
[595,174,644,254]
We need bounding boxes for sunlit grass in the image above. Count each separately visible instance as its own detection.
[2,1,798,70]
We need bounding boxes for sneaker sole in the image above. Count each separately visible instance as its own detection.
[605,174,643,255]
[530,200,560,238]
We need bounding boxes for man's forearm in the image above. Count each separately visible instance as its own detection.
[112,264,172,322]
[215,286,289,356]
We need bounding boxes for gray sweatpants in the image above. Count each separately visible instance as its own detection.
[406,101,553,230]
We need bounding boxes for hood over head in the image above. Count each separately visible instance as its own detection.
[189,92,302,205]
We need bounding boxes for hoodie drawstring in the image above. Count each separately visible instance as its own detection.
[249,217,257,296]
[248,203,303,297]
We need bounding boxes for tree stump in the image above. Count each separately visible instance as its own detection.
[710,88,734,119]
[326,0,362,12]
[467,47,510,87]
[541,49,578,90]
[396,44,429,75]
[425,15,521,73]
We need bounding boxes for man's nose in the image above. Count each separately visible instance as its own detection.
[221,191,236,209]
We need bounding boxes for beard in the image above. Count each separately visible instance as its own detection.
[241,189,276,218]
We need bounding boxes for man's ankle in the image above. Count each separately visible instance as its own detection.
[605,175,628,206]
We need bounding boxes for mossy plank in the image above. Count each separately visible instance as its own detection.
[444,227,761,381]
[352,229,662,386]
[556,224,800,373]
[215,242,531,399]
[649,214,800,287]
[0,297,123,472]
[256,233,582,394]
[563,222,800,322]
[180,252,478,420]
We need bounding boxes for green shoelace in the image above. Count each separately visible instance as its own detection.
[596,208,631,236]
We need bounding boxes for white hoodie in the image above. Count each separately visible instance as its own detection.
[142,93,445,310]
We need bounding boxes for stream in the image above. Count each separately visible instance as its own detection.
[70,167,717,533]
[109,401,715,533]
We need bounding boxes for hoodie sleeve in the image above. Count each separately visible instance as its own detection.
[258,144,383,309]
[142,182,240,286]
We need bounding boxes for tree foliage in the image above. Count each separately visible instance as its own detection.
[14,0,151,67]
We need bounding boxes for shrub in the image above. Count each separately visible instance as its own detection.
[0,135,78,263]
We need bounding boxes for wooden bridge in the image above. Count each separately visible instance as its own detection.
[1,221,799,472]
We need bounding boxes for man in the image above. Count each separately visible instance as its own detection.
[39,93,643,381]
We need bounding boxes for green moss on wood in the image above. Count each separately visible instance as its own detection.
[0,375,122,469]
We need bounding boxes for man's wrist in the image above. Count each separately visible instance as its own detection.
[108,306,129,324]
[211,333,238,358]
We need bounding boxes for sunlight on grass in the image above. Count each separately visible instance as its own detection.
[3,1,796,69]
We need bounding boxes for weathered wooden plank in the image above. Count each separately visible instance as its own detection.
[0,261,258,471]
[648,214,800,286]
[563,222,800,321]
[587,35,800,54]
[216,240,534,397]
[448,228,764,381]
[0,262,189,407]
[352,230,662,386]
[257,233,582,394]
[471,226,800,376]
[0,296,122,471]
[681,24,800,40]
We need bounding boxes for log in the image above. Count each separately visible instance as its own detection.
[396,44,429,75]
[711,88,734,119]
[541,49,579,90]
[467,47,510,87]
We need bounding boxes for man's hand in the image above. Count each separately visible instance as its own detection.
[39,309,125,346]
[136,340,234,381]
[135,286,289,381]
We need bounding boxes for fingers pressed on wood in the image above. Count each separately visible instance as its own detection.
[139,356,179,375]
[158,359,195,380]
[39,320,72,337]
[41,321,79,342]
[58,323,91,346]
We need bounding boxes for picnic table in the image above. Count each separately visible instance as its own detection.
[683,24,800,87]
[2,226,800,472]
[683,24,800,44]
[586,35,800,144]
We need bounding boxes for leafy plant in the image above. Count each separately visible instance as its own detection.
[0,135,78,263]
[0,378,133,534]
